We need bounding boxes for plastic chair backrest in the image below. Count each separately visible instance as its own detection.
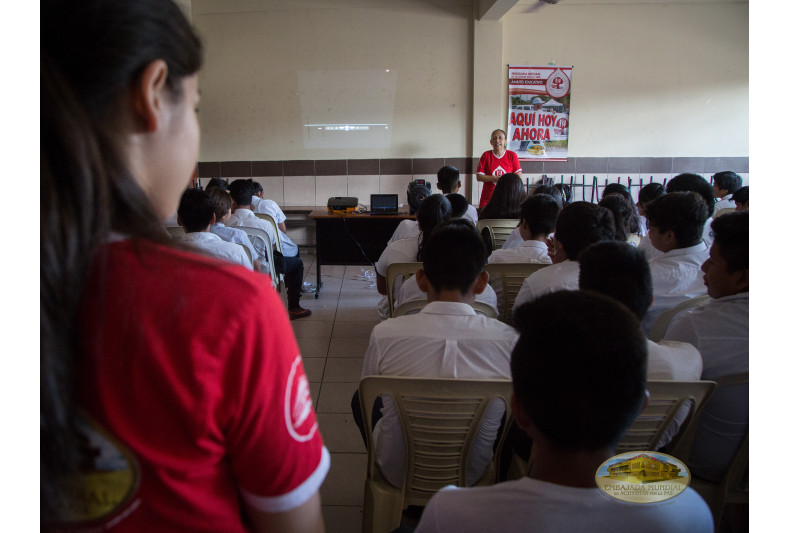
[359,376,512,533]
[165,226,184,238]
[484,262,551,324]
[236,226,278,288]
[648,295,712,342]
[392,299,499,318]
[617,380,717,463]
[689,372,748,531]
[476,219,520,252]
[237,242,253,265]
[255,213,283,253]
[385,262,422,317]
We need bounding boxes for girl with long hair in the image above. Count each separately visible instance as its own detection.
[478,173,527,220]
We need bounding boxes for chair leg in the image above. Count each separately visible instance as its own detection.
[362,477,406,533]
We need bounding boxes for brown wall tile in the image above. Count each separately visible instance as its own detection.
[220,161,251,177]
[197,161,220,178]
[315,160,348,176]
[412,158,444,174]
[251,161,283,176]
[348,159,380,175]
[445,157,473,174]
[284,160,315,176]
[380,158,412,175]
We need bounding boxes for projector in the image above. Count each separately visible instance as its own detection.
[327,196,359,213]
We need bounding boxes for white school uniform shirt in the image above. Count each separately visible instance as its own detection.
[463,204,478,225]
[387,219,420,245]
[713,194,736,214]
[253,197,288,224]
[180,232,253,270]
[227,208,298,257]
[642,241,709,333]
[396,276,499,311]
[501,227,523,250]
[663,292,749,481]
[375,235,420,319]
[361,301,518,488]
[210,222,261,262]
[511,260,580,313]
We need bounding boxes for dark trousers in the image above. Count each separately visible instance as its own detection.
[283,254,304,309]
[351,390,383,449]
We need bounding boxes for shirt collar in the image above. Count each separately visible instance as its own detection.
[663,241,708,258]
[519,240,549,250]
[421,301,477,316]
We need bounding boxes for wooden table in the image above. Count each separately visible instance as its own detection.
[308,208,416,297]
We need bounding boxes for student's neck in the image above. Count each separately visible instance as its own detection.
[528,443,614,488]
[236,205,252,211]
[427,289,475,305]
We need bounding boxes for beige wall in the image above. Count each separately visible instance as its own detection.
[193,0,748,161]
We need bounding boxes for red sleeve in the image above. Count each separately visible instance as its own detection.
[476,152,488,174]
[219,283,328,513]
[508,151,522,173]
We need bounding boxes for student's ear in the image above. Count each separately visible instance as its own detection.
[511,392,535,435]
[210,213,217,225]
[471,270,489,295]
[734,268,749,292]
[131,59,169,133]
[415,268,431,293]
[176,216,183,227]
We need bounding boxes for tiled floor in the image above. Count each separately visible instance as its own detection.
[282,252,382,533]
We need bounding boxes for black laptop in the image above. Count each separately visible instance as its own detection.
[370,193,399,215]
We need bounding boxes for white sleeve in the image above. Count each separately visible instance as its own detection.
[512,277,533,313]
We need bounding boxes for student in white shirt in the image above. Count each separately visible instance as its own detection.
[512,202,615,312]
[206,187,266,273]
[711,171,743,215]
[663,212,749,482]
[176,189,253,270]
[665,173,716,246]
[641,191,710,333]
[437,165,477,224]
[732,186,748,212]
[501,184,563,250]
[636,182,666,259]
[416,291,713,533]
[354,221,518,488]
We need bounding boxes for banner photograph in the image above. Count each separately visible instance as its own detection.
[507,65,572,162]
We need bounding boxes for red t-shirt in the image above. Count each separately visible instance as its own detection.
[476,150,522,208]
[64,239,327,532]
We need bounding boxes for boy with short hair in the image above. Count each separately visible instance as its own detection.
[176,189,253,271]
[663,212,748,481]
[711,171,743,214]
[665,173,716,246]
[415,291,713,533]
[512,202,614,311]
[642,191,710,332]
[227,179,311,320]
[437,165,477,224]
[636,183,666,257]
[732,185,748,212]
[206,188,267,273]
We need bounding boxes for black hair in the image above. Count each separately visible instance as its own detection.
[638,182,666,205]
[205,177,229,191]
[511,291,647,451]
[602,184,640,233]
[207,187,232,221]
[712,171,743,195]
[598,194,637,242]
[710,212,749,272]
[731,186,749,207]
[177,189,215,232]
[554,202,615,260]
[41,0,202,522]
[666,173,715,218]
[416,194,452,261]
[228,178,255,207]
[553,183,572,207]
[602,183,632,202]
[437,166,460,194]
[252,180,264,194]
[645,192,709,248]
[479,173,527,220]
[578,242,653,320]
[520,193,560,237]
[445,193,469,219]
[422,219,487,294]
[530,184,564,207]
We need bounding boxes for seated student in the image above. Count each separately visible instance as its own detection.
[376,194,451,320]
[602,183,641,237]
[578,241,703,448]
[204,177,229,191]
[732,185,748,211]
[251,180,290,236]
[598,194,640,244]
[396,219,499,311]
[176,189,253,270]
[641,191,710,333]
[437,165,478,224]
[665,173,716,246]
[415,291,713,533]
[478,173,526,221]
[501,184,563,250]
[711,171,743,214]
[445,193,470,220]
[226,179,311,320]
[663,212,748,482]
[636,182,666,259]
[206,188,266,273]
[357,221,518,488]
[552,182,572,208]
[512,202,614,311]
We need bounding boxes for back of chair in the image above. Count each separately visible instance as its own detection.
[617,380,717,463]
[476,219,520,252]
[392,299,498,318]
[385,262,422,317]
[648,295,712,342]
[237,242,253,264]
[359,376,512,507]
[484,262,551,324]
[236,226,278,288]
[165,226,184,238]
[255,212,283,253]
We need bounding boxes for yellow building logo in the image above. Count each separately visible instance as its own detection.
[596,452,690,503]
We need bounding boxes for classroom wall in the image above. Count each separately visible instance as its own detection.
[192,0,748,206]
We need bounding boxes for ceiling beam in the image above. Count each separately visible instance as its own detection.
[478,0,519,21]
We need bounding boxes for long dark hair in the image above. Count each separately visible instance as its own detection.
[41,0,202,521]
[598,194,637,242]
[479,173,527,219]
[416,194,452,260]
